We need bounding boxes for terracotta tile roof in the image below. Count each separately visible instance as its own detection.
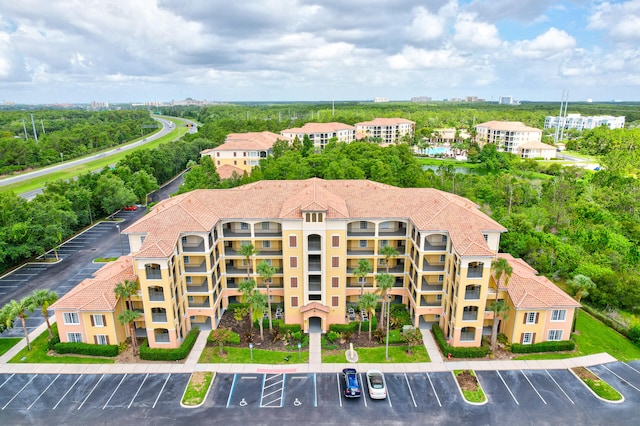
[281,122,355,134]
[217,164,245,179]
[124,178,506,261]
[517,140,557,150]
[355,118,415,126]
[51,256,137,312]
[476,121,542,133]
[497,253,580,309]
[300,302,330,313]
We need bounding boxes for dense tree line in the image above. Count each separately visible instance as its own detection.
[0,110,157,175]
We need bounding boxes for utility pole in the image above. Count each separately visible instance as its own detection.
[559,91,569,143]
[22,119,28,139]
[41,119,46,135]
[31,114,38,143]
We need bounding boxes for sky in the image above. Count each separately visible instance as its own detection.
[0,0,639,104]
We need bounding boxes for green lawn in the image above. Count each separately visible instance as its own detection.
[182,372,214,406]
[0,338,21,356]
[515,310,640,362]
[322,345,430,363]
[0,116,185,196]
[199,346,309,364]
[10,326,114,364]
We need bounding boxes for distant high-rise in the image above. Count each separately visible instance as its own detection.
[544,114,625,130]
[498,96,520,105]
[411,96,432,102]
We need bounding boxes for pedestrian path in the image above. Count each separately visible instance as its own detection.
[0,319,619,376]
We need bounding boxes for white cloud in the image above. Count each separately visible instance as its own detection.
[408,6,447,41]
[511,28,576,59]
[387,46,467,70]
[588,0,640,42]
[453,13,501,49]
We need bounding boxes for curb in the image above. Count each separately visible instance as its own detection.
[568,367,625,404]
[452,370,488,405]
[180,371,216,408]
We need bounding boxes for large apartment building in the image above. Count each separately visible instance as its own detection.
[200,131,289,179]
[475,121,545,154]
[354,118,415,144]
[52,179,577,349]
[280,122,355,150]
[544,114,625,130]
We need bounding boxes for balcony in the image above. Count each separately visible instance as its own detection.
[460,331,476,341]
[309,282,322,292]
[347,281,374,289]
[347,230,375,237]
[148,293,165,302]
[186,282,209,293]
[462,312,478,321]
[347,249,375,256]
[308,242,321,251]
[225,265,246,275]
[421,281,443,292]
[183,241,205,253]
[224,247,240,256]
[378,228,407,237]
[257,249,283,256]
[394,278,404,287]
[464,290,481,300]
[222,230,251,238]
[145,271,162,280]
[420,300,441,307]
[254,230,282,238]
[152,313,167,323]
[467,269,483,279]
[188,300,211,308]
[423,241,447,251]
[422,261,444,272]
[308,261,322,272]
[185,262,207,273]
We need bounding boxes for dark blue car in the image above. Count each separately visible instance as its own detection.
[342,368,361,398]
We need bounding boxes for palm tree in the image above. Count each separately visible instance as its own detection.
[0,304,13,334]
[490,257,513,351]
[30,289,59,339]
[375,273,394,330]
[238,243,259,280]
[114,279,138,311]
[257,260,276,331]
[117,309,142,355]
[249,292,268,341]
[239,279,257,332]
[568,274,596,331]
[353,259,373,296]
[359,292,378,341]
[6,297,36,351]
[379,245,398,275]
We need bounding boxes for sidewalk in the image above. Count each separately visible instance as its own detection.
[0,321,618,375]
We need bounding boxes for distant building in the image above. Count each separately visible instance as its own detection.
[91,101,109,109]
[498,96,520,105]
[544,114,625,130]
[411,96,432,102]
[354,118,415,144]
[373,97,390,103]
[517,141,557,160]
[475,121,543,154]
[465,96,484,103]
[281,122,355,150]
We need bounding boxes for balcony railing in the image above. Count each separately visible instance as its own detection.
[308,261,321,271]
[185,263,207,273]
[148,293,165,302]
[394,278,404,287]
[257,249,283,256]
[389,265,405,273]
[423,241,447,251]
[460,331,476,341]
[467,269,483,278]
[254,230,282,237]
[347,230,375,237]
[308,242,321,251]
[152,313,167,323]
[188,300,211,308]
[225,266,246,275]
[464,290,481,300]
[462,312,478,321]
[154,333,170,343]
[347,249,375,256]
[145,271,162,280]
[378,229,407,237]
[309,283,322,292]
[222,230,251,238]
[421,282,443,292]
[420,300,441,307]
[422,262,444,272]
[183,241,205,253]
[186,283,209,293]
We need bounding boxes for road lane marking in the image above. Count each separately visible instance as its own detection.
[496,371,518,405]
[226,374,238,408]
[546,370,574,404]
[601,365,640,393]
[521,370,546,404]
[53,375,82,410]
[128,373,149,408]
[426,373,440,407]
[78,374,104,410]
[27,374,60,410]
[403,373,416,408]
[153,374,171,409]
[2,374,37,410]
[104,374,128,409]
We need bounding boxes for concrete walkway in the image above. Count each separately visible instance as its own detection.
[0,320,619,376]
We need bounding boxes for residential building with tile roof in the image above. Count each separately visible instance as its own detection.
[280,122,355,150]
[51,179,577,349]
[475,121,543,154]
[354,118,415,144]
[517,140,558,160]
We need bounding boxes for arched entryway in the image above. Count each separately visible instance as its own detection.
[300,302,329,333]
[308,317,322,333]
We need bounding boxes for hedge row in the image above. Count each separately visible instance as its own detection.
[328,317,378,334]
[140,327,200,361]
[432,324,490,358]
[511,340,575,353]
[581,305,638,344]
[54,342,119,357]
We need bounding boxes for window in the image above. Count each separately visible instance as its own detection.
[441,235,448,243]
[291,296,299,307]
[265,259,272,266]
[290,257,298,268]
[332,296,339,307]
[521,332,534,345]
[184,256,190,264]
[261,222,270,230]
[360,221,368,229]
[483,234,488,242]
[525,312,538,324]
[380,222,390,229]
[331,277,339,288]
[548,330,563,341]
[436,294,442,301]
[290,277,298,288]
[186,276,192,284]
[332,235,339,247]
[331,257,339,268]
[289,235,297,248]
[91,315,105,327]
[440,255,446,262]
[359,240,367,248]
[182,236,188,244]
[95,335,108,345]
[438,275,444,282]
[240,222,249,230]
[240,241,249,247]
[379,240,388,248]
[378,259,385,266]
[262,240,271,249]
[551,309,566,322]
[64,312,79,325]
[67,332,83,343]
[141,236,146,244]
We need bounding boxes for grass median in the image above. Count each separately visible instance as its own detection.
[0,338,21,356]
[322,345,430,363]
[199,346,309,364]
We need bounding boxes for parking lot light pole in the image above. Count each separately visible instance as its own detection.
[385,295,392,361]
[298,342,301,361]
[249,343,254,362]
[116,225,123,256]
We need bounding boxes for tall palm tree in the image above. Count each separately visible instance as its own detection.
[117,309,142,355]
[375,273,394,330]
[238,243,259,280]
[379,245,398,275]
[30,289,59,339]
[359,292,378,341]
[257,260,276,331]
[0,305,13,334]
[490,257,513,351]
[353,259,372,296]
[6,297,36,351]
[114,279,138,311]
[249,292,268,341]
[568,274,596,331]
[239,279,257,332]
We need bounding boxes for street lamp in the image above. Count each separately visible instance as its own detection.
[249,343,254,362]
[297,342,302,361]
[385,294,392,361]
[116,225,124,256]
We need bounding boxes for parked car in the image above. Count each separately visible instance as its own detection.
[123,205,138,211]
[366,370,387,400]
[342,368,361,398]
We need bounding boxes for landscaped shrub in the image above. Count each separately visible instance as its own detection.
[140,327,199,361]
[390,304,412,327]
[511,340,575,353]
[326,330,342,343]
[54,342,119,357]
[48,335,61,351]
[329,323,358,334]
[432,324,490,358]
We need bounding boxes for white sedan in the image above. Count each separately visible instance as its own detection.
[366,370,387,400]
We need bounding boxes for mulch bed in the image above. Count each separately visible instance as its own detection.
[456,370,479,391]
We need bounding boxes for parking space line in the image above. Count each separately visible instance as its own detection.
[359,373,367,407]
[600,365,640,393]
[496,371,519,405]
[53,375,82,410]
[2,374,37,410]
[546,370,574,404]
[128,373,148,408]
[153,374,171,409]
[27,374,60,410]
[261,374,284,407]
[104,374,128,409]
[426,373,441,407]
[520,371,546,404]
[313,374,317,408]
[403,373,416,408]
[336,373,342,408]
[226,374,238,408]
[78,374,104,410]
[623,362,640,376]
